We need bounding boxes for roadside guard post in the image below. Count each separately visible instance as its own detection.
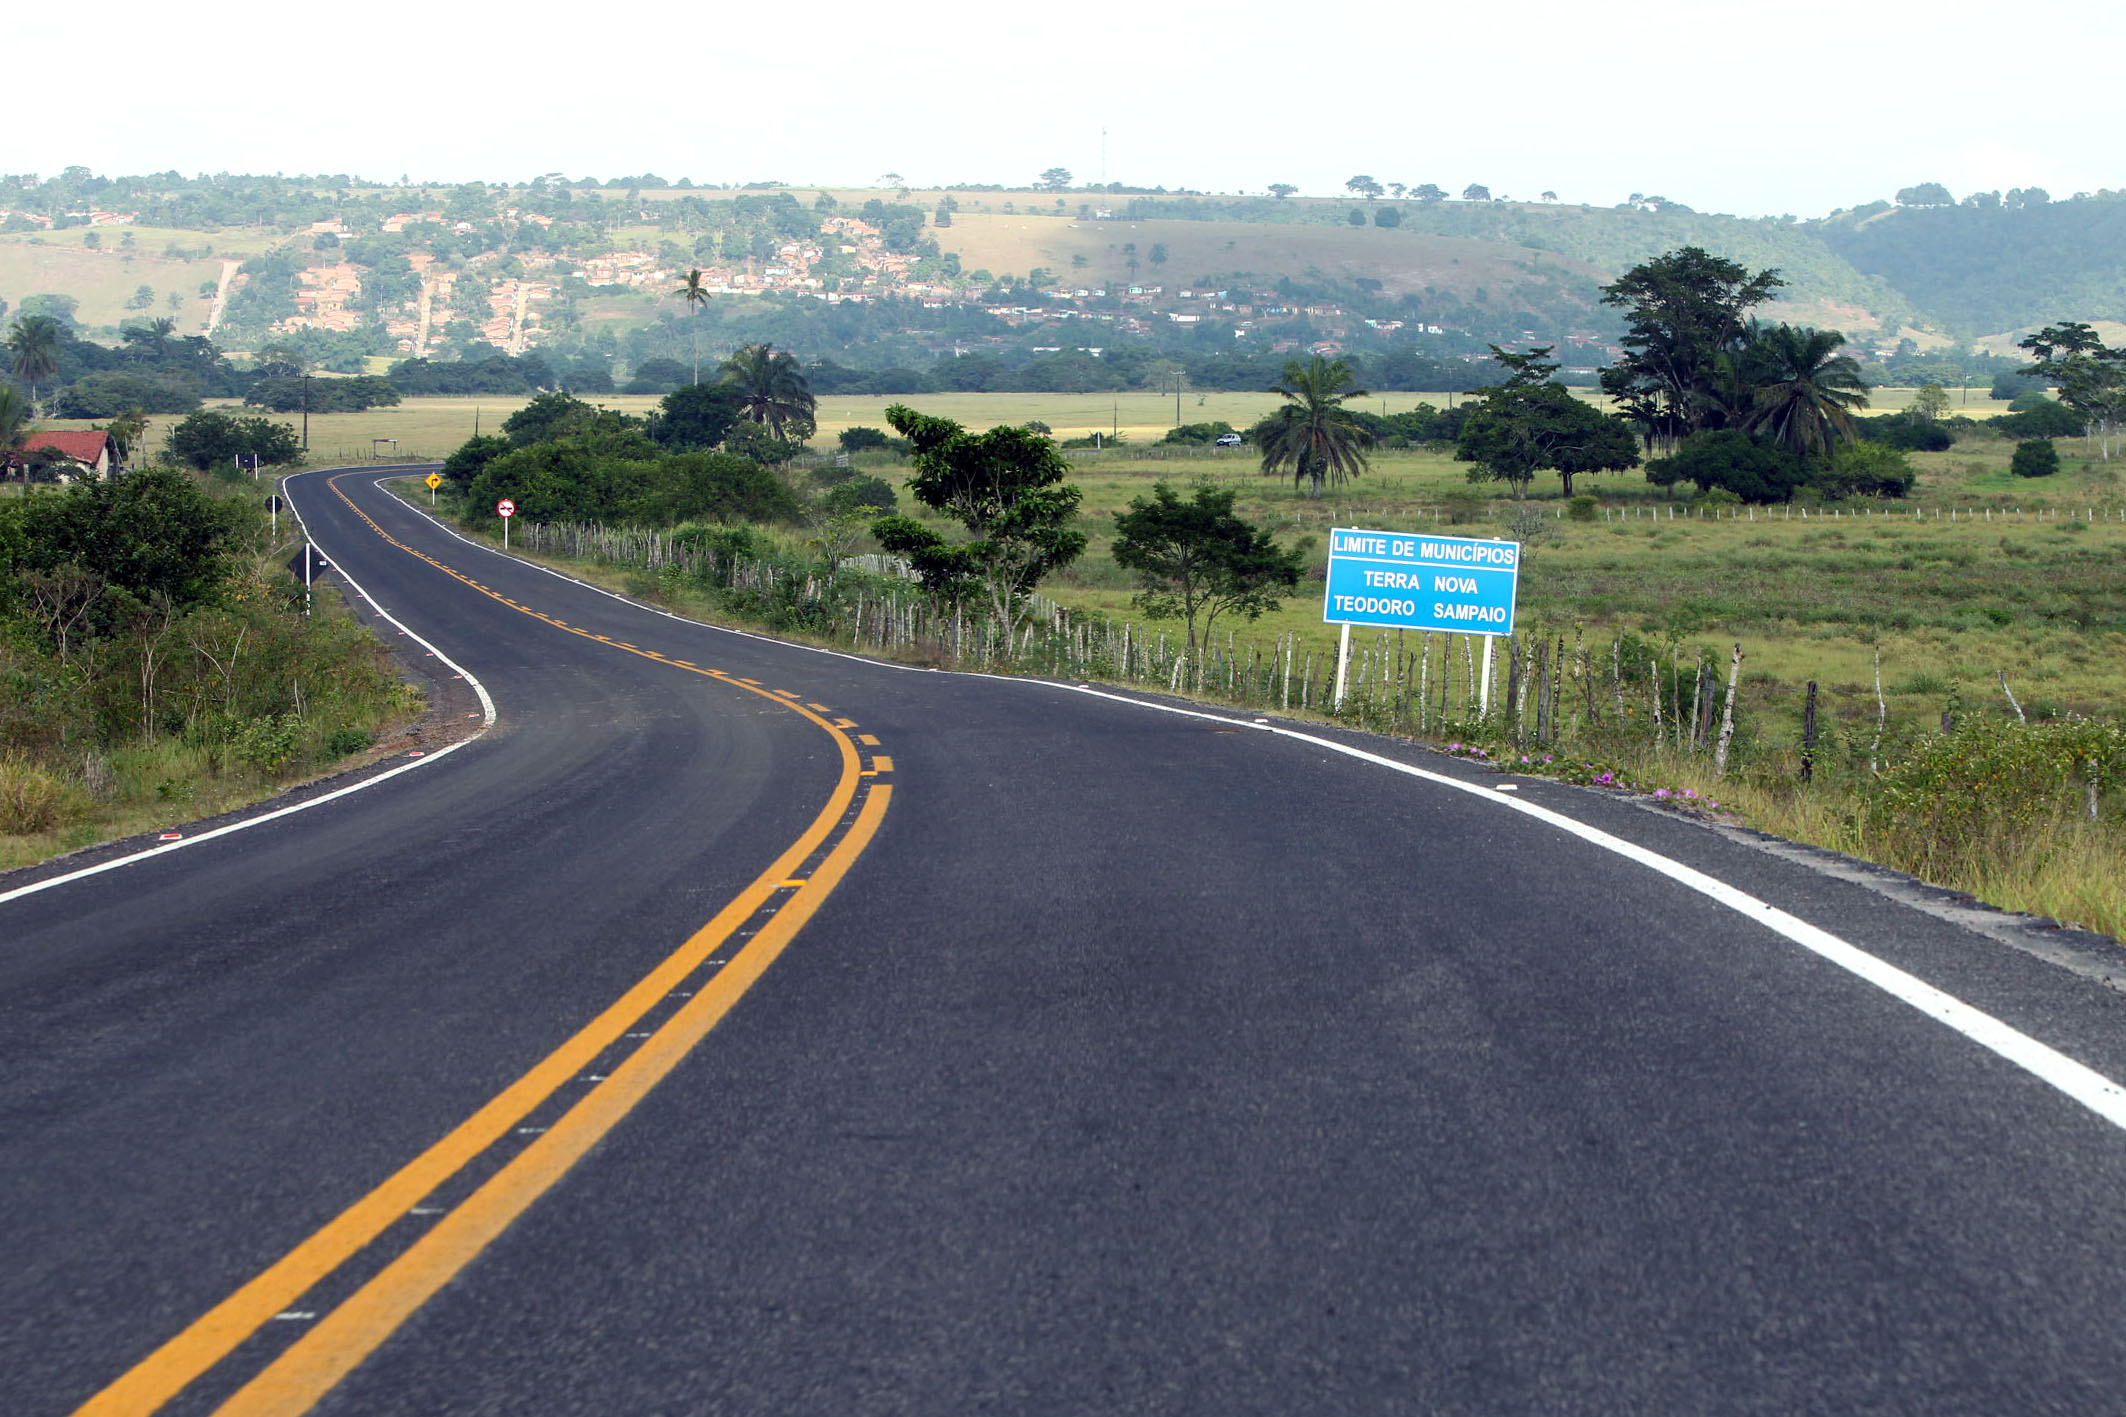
[1323,527,1521,715]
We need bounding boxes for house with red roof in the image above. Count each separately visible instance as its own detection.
[10,430,114,482]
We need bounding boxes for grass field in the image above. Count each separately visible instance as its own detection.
[0,232,228,333]
[1031,441,2126,742]
[933,213,1597,299]
[24,386,2025,474]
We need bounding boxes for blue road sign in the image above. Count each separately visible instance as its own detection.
[1323,527,1521,636]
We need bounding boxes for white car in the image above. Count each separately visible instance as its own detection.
[1215,432,1244,447]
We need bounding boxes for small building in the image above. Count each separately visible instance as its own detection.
[14,430,114,482]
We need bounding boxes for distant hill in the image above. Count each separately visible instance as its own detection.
[1814,195,2126,335]
[937,213,1611,335]
[6,170,2126,388]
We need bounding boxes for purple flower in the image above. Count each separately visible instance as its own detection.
[1655,788,1671,799]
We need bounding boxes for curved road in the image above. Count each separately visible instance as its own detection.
[6,466,2126,1415]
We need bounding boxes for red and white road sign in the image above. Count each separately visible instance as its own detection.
[496,499,516,518]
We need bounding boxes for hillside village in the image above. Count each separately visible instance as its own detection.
[1,181,1617,381]
[11,170,2125,393]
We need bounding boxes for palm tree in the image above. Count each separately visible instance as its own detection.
[1741,323,1869,460]
[1256,356,1375,498]
[0,384,31,490]
[718,343,815,438]
[7,315,63,418]
[121,315,178,362]
[675,268,710,383]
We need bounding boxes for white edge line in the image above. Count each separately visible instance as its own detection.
[1038,681,2126,1133]
[366,471,2126,1132]
[0,470,498,910]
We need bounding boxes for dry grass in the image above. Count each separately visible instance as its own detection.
[933,212,1595,297]
[0,233,227,332]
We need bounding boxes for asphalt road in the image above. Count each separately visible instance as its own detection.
[7,466,2126,1415]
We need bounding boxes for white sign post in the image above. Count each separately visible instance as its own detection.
[497,498,516,549]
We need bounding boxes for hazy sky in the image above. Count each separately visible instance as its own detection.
[24,0,2120,218]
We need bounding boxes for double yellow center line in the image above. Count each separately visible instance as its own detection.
[73,473,893,1416]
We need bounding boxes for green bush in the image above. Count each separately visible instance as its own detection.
[324,726,372,758]
[233,714,302,776]
[1817,442,1916,500]
[2010,438,2060,479]
[1157,421,1237,446]
[1864,716,2126,877]
[1566,494,1599,521]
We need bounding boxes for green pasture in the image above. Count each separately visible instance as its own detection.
[24,393,2124,746]
[1029,439,2126,756]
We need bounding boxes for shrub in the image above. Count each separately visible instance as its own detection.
[324,726,373,757]
[822,475,896,515]
[1566,494,1599,521]
[2010,438,2060,478]
[0,756,84,834]
[234,714,302,776]
[1157,421,1237,446]
[1864,716,2126,879]
[1995,399,2084,439]
[1645,430,1807,504]
[1817,442,1916,499]
[838,426,891,453]
[1857,412,1954,452]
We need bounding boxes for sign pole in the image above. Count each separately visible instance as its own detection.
[303,541,313,617]
[1479,636,1494,720]
[1332,623,1352,710]
[503,516,510,550]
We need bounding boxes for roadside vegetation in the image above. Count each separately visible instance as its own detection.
[0,464,416,870]
[10,226,2122,936]
[396,249,2126,941]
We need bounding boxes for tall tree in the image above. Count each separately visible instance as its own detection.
[1268,183,1298,200]
[1739,323,1869,461]
[675,268,710,383]
[1112,480,1303,660]
[1456,348,1639,496]
[1256,356,1374,499]
[871,406,1086,653]
[2018,321,2126,459]
[120,316,178,362]
[6,315,63,419]
[1598,247,1784,452]
[717,343,815,440]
